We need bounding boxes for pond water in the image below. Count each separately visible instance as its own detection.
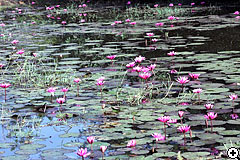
[0,1,240,160]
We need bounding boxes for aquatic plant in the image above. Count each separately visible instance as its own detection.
[77,148,90,160]
[0,83,11,102]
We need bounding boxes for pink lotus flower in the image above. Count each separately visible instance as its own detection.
[191,3,195,6]
[31,2,35,4]
[16,49,24,55]
[169,3,174,7]
[61,21,66,25]
[229,94,238,101]
[81,19,86,23]
[151,38,158,42]
[170,69,177,74]
[193,88,202,93]
[139,73,151,80]
[134,55,145,63]
[87,136,95,144]
[141,67,150,73]
[56,98,65,104]
[0,23,5,27]
[157,116,170,123]
[127,140,136,147]
[56,5,60,7]
[100,146,107,153]
[96,77,105,86]
[125,19,131,22]
[126,62,135,68]
[167,119,177,124]
[189,73,200,79]
[178,111,184,118]
[234,11,239,15]
[83,13,87,16]
[152,133,165,141]
[177,125,190,133]
[61,88,68,92]
[176,76,190,84]
[204,112,217,120]
[114,21,122,24]
[168,16,175,20]
[167,51,175,56]
[77,148,91,158]
[47,87,56,96]
[155,22,164,27]
[146,33,154,37]
[74,78,81,83]
[11,40,19,45]
[130,22,136,25]
[0,63,4,68]
[127,1,131,5]
[63,9,67,12]
[0,83,11,88]
[231,113,239,120]
[133,66,142,72]
[205,103,214,110]
[106,55,116,60]
[82,4,87,7]
[148,64,156,71]
[154,4,159,8]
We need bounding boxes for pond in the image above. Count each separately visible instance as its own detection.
[0,1,240,159]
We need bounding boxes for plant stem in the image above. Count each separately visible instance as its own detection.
[211,119,213,133]
[183,133,186,145]
[77,85,79,96]
[4,88,6,102]
[164,123,166,139]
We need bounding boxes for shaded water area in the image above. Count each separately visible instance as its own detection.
[0,1,240,159]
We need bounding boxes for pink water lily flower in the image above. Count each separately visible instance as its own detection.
[134,55,145,63]
[61,21,66,25]
[56,98,65,104]
[167,119,177,124]
[77,148,91,158]
[0,23,5,27]
[167,51,175,56]
[191,3,195,6]
[170,69,177,74]
[0,63,4,68]
[155,22,164,27]
[231,113,239,120]
[114,21,122,24]
[141,67,150,73]
[229,94,238,101]
[205,103,214,110]
[127,140,136,147]
[130,22,136,25]
[74,78,81,83]
[133,66,142,72]
[157,116,170,123]
[106,55,116,60]
[152,38,158,42]
[31,1,35,4]
[11,40,19,45]
[125,19,131,22]
[178,111,184,118]
[146,33,154,37]
[148,64,156,71]
[0,83,11,88]
[152,133,165,141]
[87,136,95,144]
[127,1,131,5]
[154,4,159,8]
[16,49,24,55]
[168,16,175,20]
[47,87,56,96]
[176,76,190,84]
[139,72,151,80]
[177,125,190,133]
[96,77,105,86]
[193,88,202,93]
[234,11,239,15]
[126,62,135,68]
[204,112,217,120]
[61,88,68,92]
[169,3,174,7]
[189,73,200,79]
[100,146,107,153]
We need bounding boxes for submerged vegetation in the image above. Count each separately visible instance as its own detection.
[0,0,240,159]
